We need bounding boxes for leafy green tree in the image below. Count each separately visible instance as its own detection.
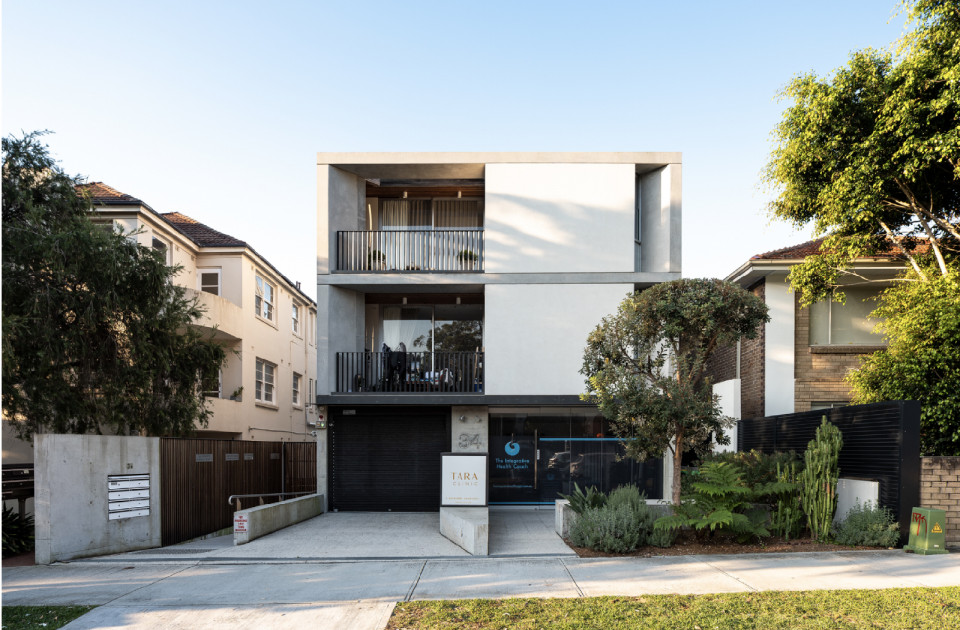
[581,279,769,505]
[764,0,958,304]
[764,0,960,454]
[2,132,226,439]
[848,271,960,455]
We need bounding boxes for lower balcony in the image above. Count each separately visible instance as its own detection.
[336,351,483,394]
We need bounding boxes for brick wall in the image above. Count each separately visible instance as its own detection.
[920,457,960,545]
[705,343,736,383]
[740,280,765,419]
[703,279,765,419]
[793,293,881,412]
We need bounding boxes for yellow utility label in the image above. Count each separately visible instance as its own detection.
[932,523,943,534]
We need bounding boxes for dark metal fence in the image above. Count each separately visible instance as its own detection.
[336,351,484,394]
[336,229,484,272]
[2,463,34,517]
[738,400,920,542]
[159,438,316,546]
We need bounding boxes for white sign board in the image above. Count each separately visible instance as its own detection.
[441,453,487,507]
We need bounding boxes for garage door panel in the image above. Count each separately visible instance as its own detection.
[330,408,448,511]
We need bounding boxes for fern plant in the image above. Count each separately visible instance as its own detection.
[655,461,772,542]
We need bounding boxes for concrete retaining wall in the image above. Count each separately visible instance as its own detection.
[35,434,162,564]
[555,499,576,538]
[836,478,880,523]
[233,494,324,545]
[440,507,488,555]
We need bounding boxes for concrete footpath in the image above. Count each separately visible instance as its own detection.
[3,512,960,629]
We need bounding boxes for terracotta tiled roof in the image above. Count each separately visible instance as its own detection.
[751,237,929,261]
[77,182,144,206]
[161,212,247,248]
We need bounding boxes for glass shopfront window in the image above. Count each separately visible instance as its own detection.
[489,408,663,505]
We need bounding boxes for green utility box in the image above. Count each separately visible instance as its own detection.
[904,507,948,555]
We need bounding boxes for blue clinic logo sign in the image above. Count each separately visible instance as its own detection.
[504,440,521,456]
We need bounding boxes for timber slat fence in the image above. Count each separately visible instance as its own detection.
[160,438,316,546]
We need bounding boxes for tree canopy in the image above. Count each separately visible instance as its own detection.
[2,132,226,439]
[848,269,960,455]
[764,0,959,304]
[581,279,769,504]
[764,0,960,455]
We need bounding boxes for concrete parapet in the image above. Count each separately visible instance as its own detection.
[234,494,324,545]
[440,506,488,555]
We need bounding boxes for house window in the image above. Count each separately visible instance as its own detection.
[810,401,848,411]
[309,378,315,401]
[292,303,301,335]
[203,370,222,398]
[152,236,170,265]
[198,269,221,296]
[292,372,302,406]
[809,286,885,345]
[255,358,276,404]
[255,274,275,321]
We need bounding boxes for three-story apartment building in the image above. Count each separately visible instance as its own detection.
[316,153,681,511]
[81,183,321,443]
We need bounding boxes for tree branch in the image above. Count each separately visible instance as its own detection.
[879,220,928,281]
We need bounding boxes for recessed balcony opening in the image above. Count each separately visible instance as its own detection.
[337,180,485,273]
[336,293,484,394]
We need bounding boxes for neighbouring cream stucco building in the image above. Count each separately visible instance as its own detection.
[2,183,319,472]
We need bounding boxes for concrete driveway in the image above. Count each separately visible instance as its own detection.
[92,509,572,562]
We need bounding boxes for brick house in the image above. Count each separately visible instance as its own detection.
[706,238,912,424]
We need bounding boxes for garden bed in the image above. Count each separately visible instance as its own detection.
[565,530,883,558]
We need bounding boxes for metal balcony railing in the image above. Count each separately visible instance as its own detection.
[336,229,484,272]
[336,351,484,394]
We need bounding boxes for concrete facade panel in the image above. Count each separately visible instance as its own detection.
[484,283,632,395]
[484,163,635,274]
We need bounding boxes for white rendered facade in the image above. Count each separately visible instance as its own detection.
[316,153,681,510]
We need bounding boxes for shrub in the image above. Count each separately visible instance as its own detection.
[570,504,642,553]
[560,482,606,515]
[2,505,34,557]
[607,484,644,511]
[569,485,668,552]
[832,502,900,547]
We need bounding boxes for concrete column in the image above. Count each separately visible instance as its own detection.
[712,378,741,453]
[764,273,796,416]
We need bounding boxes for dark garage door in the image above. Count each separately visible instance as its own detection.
[329,406,449,511]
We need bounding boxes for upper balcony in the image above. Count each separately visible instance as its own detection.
[186,288,242,341]
[336,229,484,273]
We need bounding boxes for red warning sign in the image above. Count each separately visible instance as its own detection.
[234,514,248,533]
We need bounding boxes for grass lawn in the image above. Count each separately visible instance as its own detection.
[1,606,95,630]
[389,587,960,629]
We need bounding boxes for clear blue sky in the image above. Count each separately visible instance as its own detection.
[3,1,910,289]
